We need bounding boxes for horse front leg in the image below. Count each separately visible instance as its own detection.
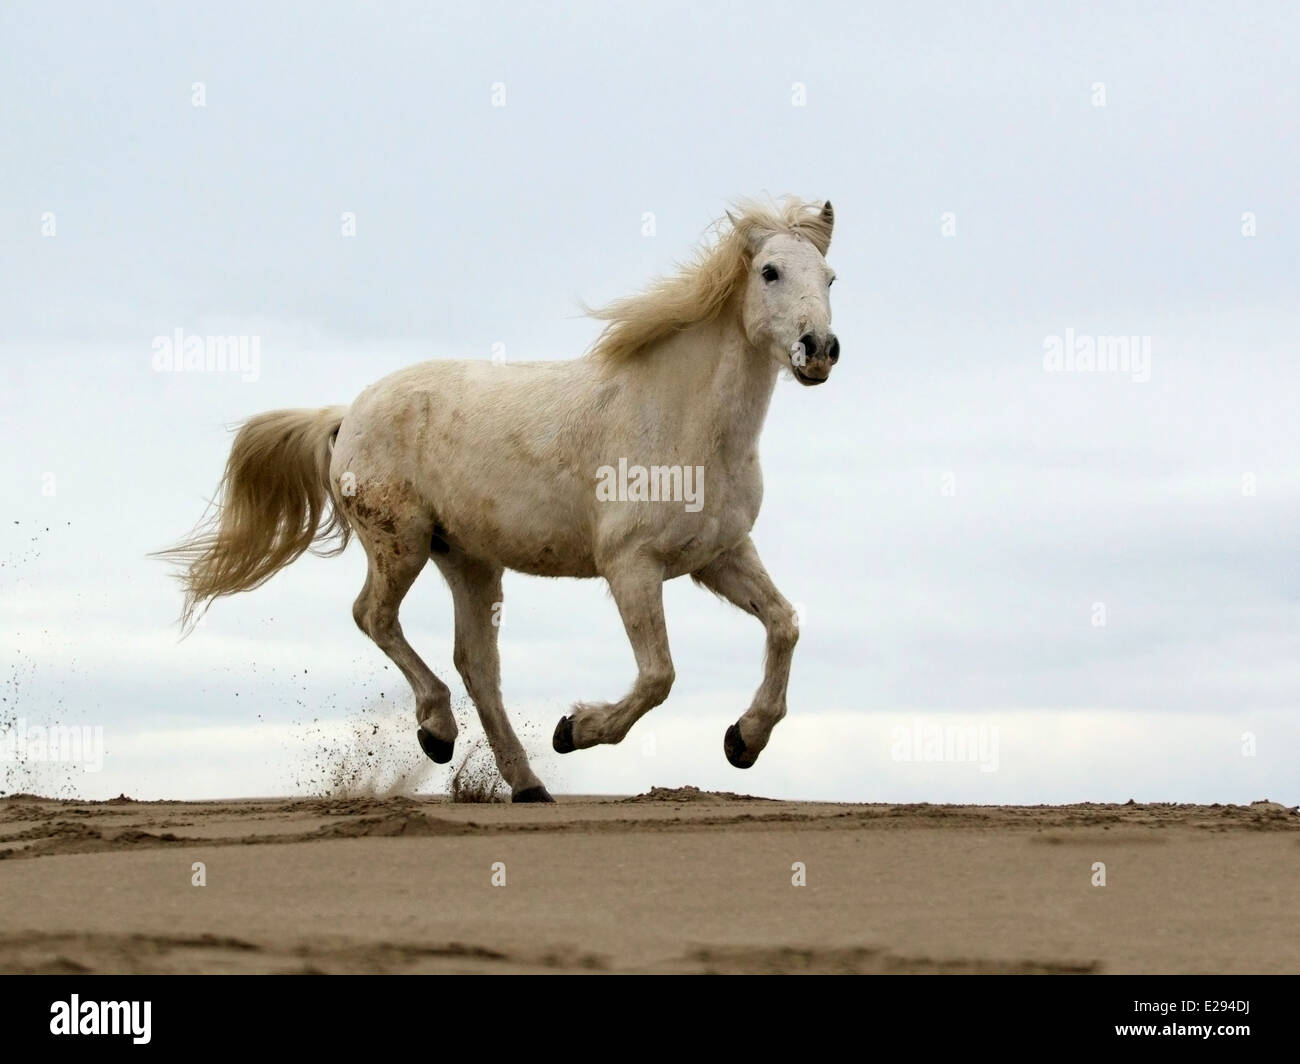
[691,536,799,768]
[552,556,673,752]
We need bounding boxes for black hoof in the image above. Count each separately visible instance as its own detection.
[512,785,556,804]
[552,716,576,754]
[416,728,454,764]
[724,722,757,769]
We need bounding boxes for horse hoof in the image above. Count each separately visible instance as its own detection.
[417,728,454,764]
[552,716,576,754]
[724,722,757,769]
[512,785,556,804]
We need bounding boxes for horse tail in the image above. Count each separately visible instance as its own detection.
[155,406,350,630]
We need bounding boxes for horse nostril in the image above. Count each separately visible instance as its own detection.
[798,333,818,359]
[827,335,840,364]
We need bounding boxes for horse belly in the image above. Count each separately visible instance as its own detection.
[434,469,599,577]
[490,515,599,578]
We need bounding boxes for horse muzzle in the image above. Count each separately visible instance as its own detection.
[792,332,838,385]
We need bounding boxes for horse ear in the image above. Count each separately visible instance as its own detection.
[800,200,834,255]
[743,225,775,257]
[727,211,767,257]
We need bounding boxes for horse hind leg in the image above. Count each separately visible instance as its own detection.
[351,523,457,763]
[434,553,553,803]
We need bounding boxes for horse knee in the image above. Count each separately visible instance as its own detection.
[771,608,799,653]
[639,665,675,705]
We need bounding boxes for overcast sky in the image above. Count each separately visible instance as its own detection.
[2,1,1297,803]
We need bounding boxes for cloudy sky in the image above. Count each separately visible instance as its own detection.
[2,1,1297,803]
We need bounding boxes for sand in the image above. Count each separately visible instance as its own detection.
[1,790,1297,974]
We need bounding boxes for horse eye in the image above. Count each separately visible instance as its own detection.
[761,265,780,283]
[828,276,835,288]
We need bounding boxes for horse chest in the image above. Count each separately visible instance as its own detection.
[653,469,762,576]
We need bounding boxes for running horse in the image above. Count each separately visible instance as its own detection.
[159,198,841,802]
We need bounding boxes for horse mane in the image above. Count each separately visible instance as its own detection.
[586,197,833,364]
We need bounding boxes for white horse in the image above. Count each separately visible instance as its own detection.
[160,197,839,802]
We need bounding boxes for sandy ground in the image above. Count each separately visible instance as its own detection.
[0,789,1297,974]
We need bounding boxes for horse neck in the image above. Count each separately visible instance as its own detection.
[625,313,779,460]
[710,321,779,456]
